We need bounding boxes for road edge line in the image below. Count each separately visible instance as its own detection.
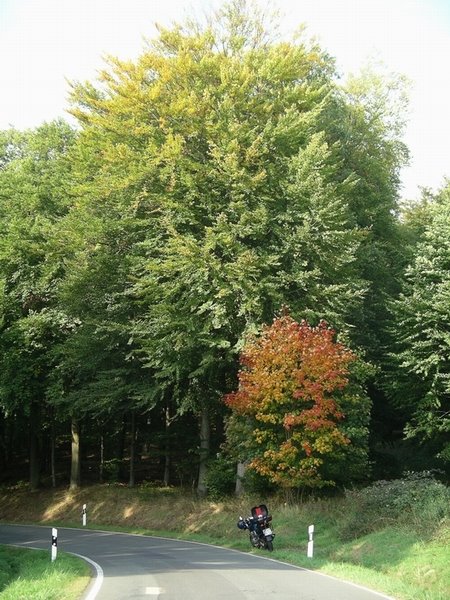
[68,551,104,600]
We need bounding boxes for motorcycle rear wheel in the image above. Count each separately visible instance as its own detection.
[266,540,273,552]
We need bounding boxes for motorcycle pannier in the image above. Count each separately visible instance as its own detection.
[251,504,269,520]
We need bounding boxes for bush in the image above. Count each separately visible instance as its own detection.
[339,471,450,539]
[102,458,123,482]
[239,466,279,497]
[205,455,236,500]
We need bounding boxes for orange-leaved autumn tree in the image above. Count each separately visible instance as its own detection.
[225,315,357,489]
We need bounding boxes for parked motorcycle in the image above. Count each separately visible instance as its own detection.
[237,504,275,551]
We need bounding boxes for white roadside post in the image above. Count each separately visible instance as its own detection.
[307,524,314,558]
[51,528,58,562]
[82,503,87,527]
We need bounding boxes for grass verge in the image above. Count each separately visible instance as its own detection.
[0,544,90,600]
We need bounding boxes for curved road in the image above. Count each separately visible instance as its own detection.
[0,524,393,600]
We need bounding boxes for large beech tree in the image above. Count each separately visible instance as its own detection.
[68,1,368,493]
[225,315,369,489]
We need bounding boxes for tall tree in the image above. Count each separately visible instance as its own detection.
[388,182,450,470]
[322,66,410,352]
[65,1,411,491]
[66,1,380,493]
[319,66,411,466]
[46,213,149,487]
[0,121,77,487]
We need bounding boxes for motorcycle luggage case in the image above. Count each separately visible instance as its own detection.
[251,504,269,520]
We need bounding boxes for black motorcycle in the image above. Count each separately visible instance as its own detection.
[237,504,275,551]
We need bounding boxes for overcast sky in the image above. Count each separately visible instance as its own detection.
[1,0,449,200]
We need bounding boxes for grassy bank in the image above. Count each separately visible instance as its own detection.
[1,479,449,600]
[0,545,90,599]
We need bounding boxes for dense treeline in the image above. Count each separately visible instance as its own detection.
[0,1,448,495]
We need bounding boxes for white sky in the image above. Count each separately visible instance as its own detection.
[1,0,449,200]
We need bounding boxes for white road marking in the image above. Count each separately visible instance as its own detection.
[145,586,163,596]
[70,551,104,600]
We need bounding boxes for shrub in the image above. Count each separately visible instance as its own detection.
[339,471,450,539]
[205,455,236,500]
[102,458,123,482]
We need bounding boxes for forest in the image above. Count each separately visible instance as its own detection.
[1,1,449,497]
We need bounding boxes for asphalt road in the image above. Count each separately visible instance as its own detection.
[0,524,394,600]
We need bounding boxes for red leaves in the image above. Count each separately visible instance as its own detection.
[224,315,356,488]
[225,315,354,416]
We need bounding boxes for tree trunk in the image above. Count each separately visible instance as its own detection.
[117,415,127,480]
[163,404,171,487]
[29,402,40,490]
[128,410,136,487]
[99,434,104,484]
[0,413,6,472]
[235,461,247,496]
[70,418,81,489]
[51,419,56,488]
[196,406,210,497]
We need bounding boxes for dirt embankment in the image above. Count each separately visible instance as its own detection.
[0,484,246,539]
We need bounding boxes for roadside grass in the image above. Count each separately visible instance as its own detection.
[311,527,450,600]
[1,481,449,600]
[0,545,90,600]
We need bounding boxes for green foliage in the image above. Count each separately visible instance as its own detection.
[204,454,236,499]
[388,182,450,467]
[63,0,393,492]
[102,458,123,483]
[0,1,418,490]
[0,546,89,599]
[69,1,366,408]
[239,466,278,496]
[322,65,409,357]
[398,188,436,254]
[0,546,18,591]
[0,121,78,418]
[340,472,450,539]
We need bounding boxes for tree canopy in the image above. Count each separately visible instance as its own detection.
[388,182,450,466]
[1,0,446,493]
